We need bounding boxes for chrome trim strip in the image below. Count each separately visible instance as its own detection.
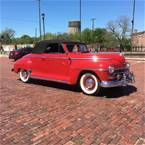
[26,56,111,61]
[71,58,111,60]
[27,56,68,60]
[30,76,69,84]
[114,68,128,71]
[80,68,108,72]
[80,67,128,72]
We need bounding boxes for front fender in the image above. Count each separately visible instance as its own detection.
[13,58,32,73]
[68,59,109,84]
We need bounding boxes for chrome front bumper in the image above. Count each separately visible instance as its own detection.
[100,72,135,88]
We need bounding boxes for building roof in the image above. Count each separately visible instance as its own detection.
[132,31,145,36]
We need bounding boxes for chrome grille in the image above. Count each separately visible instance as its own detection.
[114,68,128,74]
[112,68,128,80]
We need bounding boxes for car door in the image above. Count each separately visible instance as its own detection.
[41,43,71,82]
[30,42,48,78]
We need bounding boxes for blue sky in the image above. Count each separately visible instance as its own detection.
[0,0,144,37]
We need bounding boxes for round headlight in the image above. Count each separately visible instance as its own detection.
[126,63,130,69]
[108,66,115,74]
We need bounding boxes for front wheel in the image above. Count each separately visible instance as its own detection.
[80,73,100,95]
[19,69,30,83]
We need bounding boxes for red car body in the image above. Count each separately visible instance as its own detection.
[12,40,134,95]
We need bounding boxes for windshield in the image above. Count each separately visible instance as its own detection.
[66,43,89,53]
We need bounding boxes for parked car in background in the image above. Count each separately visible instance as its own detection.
[9,47,33,61]
[9,50,15,59]
[12,39,135,95]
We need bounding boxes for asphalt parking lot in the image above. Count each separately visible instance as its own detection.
[0,57,145,145]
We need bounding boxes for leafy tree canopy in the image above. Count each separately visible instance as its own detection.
[0,28,15,44]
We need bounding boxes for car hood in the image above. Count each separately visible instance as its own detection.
[69,52,126,68]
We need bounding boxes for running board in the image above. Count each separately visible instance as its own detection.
[30,76,69,84]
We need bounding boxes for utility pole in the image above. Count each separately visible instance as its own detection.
[38,0,42,40]
[91,18,96,49]
[41,13,45,40]
[131,0,136,52]
[79,0,82,42]
[91,18,96,39]
[34,28,37,42]
[35,28,37,38]
[131,0,136,34]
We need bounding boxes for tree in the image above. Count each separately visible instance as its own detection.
[0,28,15,44]
[16,35,33,44]
[103,31,119,48]
[69,33,80,41]
[94,28,107,47]
[56,33,69,40]
[45,33,56,40]
[81,28,92,44]
[107,16,131,51]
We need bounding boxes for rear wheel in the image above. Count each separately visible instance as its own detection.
[19,69,30,83]
[80,73,100,95]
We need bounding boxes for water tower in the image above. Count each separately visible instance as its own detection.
[68,20,81,34]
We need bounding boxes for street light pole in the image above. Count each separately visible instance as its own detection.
[41,13,45,40]
[131,0,136,52]
[38,0,42,40]
[35,28,37,38]
[91,18,96,49]
[79,0,82,42]
[34,28,37,42]
[131,0,136,34]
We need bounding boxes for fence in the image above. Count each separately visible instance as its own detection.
[132,46,145,52]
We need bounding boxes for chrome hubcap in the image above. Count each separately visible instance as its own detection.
[84,77,95,90]
[22,71,28,79]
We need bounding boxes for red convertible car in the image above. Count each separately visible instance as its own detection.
[12,40,135,95]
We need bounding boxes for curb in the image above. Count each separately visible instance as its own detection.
[0,55,8,57]
[125,57,145,61]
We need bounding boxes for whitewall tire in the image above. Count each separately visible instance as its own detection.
[80,73,100,95]
[19,69,30,83]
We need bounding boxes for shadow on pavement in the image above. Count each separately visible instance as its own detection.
[98,85,137,98]
[28,79,80,92]
[27,79,137,98]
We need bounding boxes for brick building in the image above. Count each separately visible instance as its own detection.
[132,31,145,52]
